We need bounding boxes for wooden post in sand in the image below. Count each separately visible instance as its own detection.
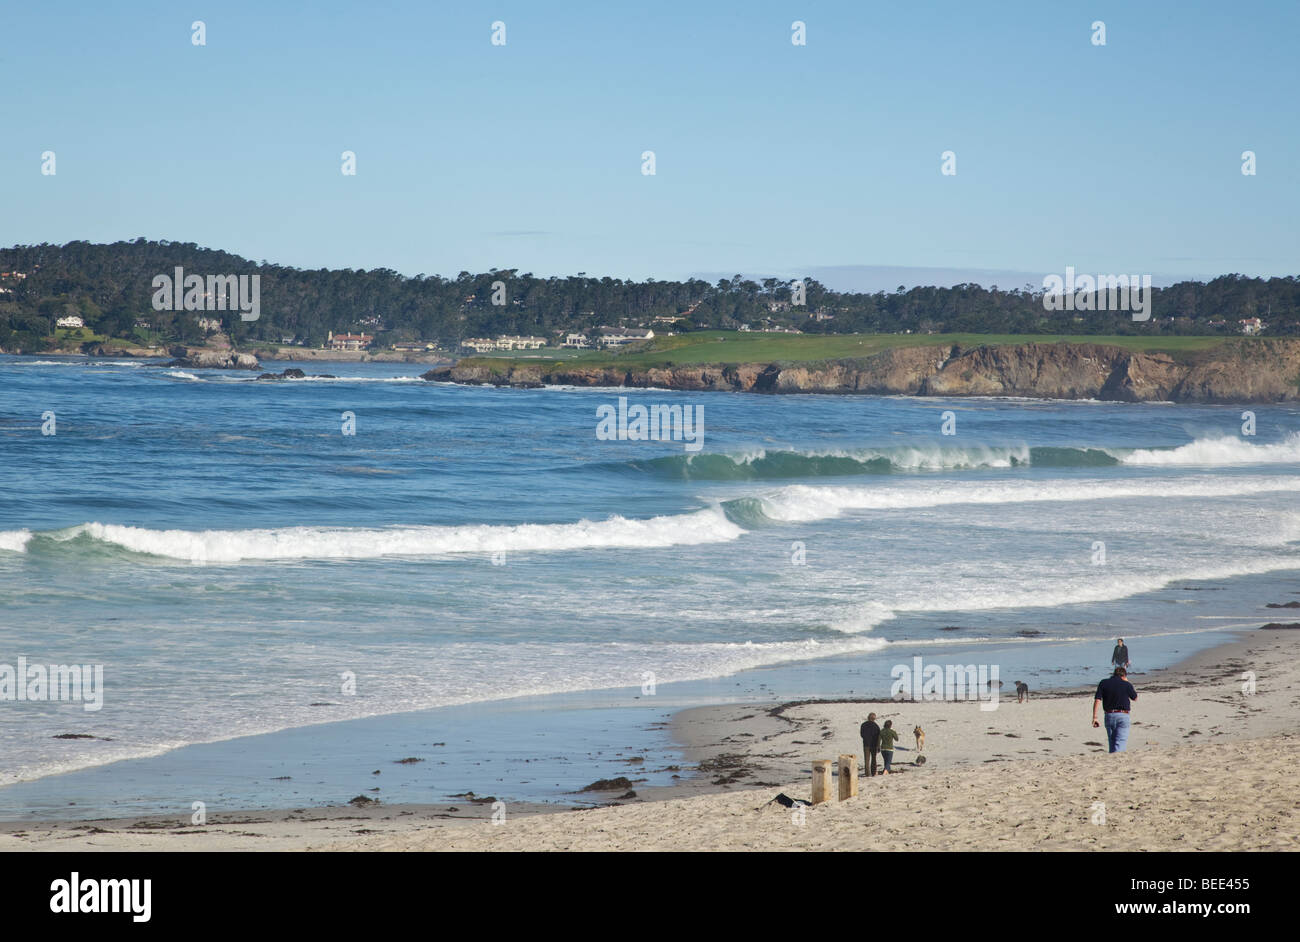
[811,759,832,804]
[837,754,858,800]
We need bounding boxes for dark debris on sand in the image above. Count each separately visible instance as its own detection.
[578,777,634,792]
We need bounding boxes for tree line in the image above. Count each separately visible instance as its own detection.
[2,239,1297,351]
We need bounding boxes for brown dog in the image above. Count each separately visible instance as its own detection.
[913,725,925,752]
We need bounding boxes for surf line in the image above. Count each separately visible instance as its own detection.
[596,396,704,453]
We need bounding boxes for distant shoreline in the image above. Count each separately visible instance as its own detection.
[3,627,1293,850]
[0,346,453,366]
[7,336,1300,403]
[423,336,1300,404]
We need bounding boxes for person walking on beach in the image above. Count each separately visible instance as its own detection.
[1111,638,1130,671]
[1092,667,1138,753]
[860,712,881,777]
[878,719,900,773]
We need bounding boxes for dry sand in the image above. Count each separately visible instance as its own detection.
[5,629,1298,851]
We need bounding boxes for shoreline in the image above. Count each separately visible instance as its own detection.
[9,339,1300,403]
[346,625,1299,850]
[423,337,1300,403]
[0,348,453,366]
[0,620,1251,818]
[4,625,1294,851]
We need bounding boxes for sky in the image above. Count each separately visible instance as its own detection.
[2,0,1297,291]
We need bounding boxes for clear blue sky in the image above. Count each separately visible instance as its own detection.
[3,0,1296,290]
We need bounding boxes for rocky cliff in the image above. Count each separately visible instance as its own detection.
[422,339,1300,403]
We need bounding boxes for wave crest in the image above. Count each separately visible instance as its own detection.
[1121,432,1300,466]
[34,510,744,563]
[625,444,1122,480]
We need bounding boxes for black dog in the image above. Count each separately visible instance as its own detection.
[1015,681,1030,703]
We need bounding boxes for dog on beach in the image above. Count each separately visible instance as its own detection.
[913,725,925,753]
[1015,681,1030,703]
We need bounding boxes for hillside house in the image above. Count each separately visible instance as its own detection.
[328,331,374,351]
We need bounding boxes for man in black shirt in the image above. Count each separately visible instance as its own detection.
[860,712,881,777]
[1092,667,1138,753]
[1111,638,1131,671]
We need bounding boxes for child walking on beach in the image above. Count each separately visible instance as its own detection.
[879,719,900,773]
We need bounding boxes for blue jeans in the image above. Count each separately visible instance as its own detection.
[1104,712,1131,753]
[881,750,893,772]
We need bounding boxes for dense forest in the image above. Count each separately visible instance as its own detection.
[2,239,1297,352]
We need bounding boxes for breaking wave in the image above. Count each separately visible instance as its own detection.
[622,434,1300,480]
[623,445,1119,479]
[1121,432,1300,467]
[730,475,1300,523]
[8,510,744,564]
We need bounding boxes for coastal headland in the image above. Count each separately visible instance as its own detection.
[424,335,1300,404]
[8,332,1299,404]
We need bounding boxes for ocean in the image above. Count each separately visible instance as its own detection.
[1,354,1297,816]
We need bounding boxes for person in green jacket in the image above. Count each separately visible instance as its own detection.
[879,719,900,773]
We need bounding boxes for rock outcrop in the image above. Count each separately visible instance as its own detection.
[422,339,1300,404]
[83,343,167,358]
[164,346,260,370]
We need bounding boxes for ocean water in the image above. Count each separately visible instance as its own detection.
[1,355,1298,808]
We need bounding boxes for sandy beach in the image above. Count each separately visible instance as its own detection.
[5,627,1297,852]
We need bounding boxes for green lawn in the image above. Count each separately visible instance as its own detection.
[457,331,1234,371]
[53,327,107,343]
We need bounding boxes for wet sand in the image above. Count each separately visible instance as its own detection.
[5,627,1295,851]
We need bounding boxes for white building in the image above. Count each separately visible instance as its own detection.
[56,315,85,329]
[597,327,654,347]
[496,336,547,350]
[561,333,592,348]
[1239,317,1265,335]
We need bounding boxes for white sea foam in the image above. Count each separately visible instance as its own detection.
[2,358,147,368]
[823,556,1300,633]
[58,509,744,563]
[163,370,199,381]
[686,444,1033,470]
[903,558,1300,614]
[753,475,1300,522]
[0,529,32,553]
[656,435,1300,476]
[866,443,1030,469]
[826,601,894,634]
[801,444,1031,470]
[1120,432,1300,466]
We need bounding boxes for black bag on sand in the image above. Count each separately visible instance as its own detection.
[771,792,810,808]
